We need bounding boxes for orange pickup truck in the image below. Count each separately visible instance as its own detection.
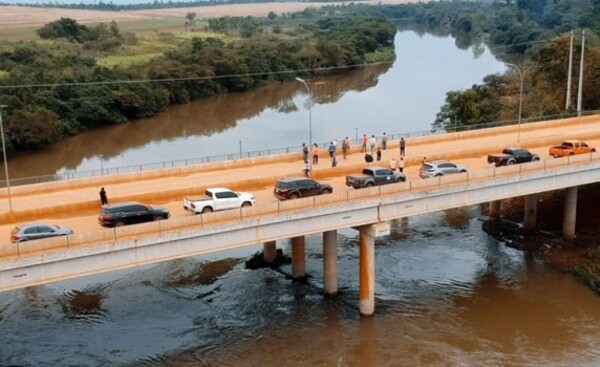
[549,141,596,158]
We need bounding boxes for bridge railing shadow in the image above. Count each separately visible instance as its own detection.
[4,151,600,259]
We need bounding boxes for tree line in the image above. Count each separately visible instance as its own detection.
[0,14,395,151]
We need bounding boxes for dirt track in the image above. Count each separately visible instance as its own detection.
[0,0,414,28]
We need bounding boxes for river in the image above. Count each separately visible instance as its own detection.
[1,31,599,366]
[8,30,504,178]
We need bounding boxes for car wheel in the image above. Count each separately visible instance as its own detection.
[507,160,516,165]
[532,156,540,161]
[242,202,252,207]
[289,193,299,199]
[114,221,126,227]
[459,169,467,173]
[366,182,374,187]
[568,152,575,156]
[592,149,596,152]
[202,207,213,214]
[153,215,164,221]
[434,173,443,177]
[321,189,332,194]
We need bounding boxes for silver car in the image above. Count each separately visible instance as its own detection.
[10,222,73,243]
[419,160,467,178]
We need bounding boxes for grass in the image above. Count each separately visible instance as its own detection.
[96,53,163,68]
[0,70,8,79]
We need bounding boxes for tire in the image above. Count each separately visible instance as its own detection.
[366,182,374,187]
[591,149,596,152]
[507,160,516,165]
[434,173,443,177]
[568,152,575,156]
[459,170,467,173]
[242,202,252,208]
[397,177,406,182]
[321,189,332,195]
[114,221,126,227]
[532,156,540,161]
[202,207,213,214]
[289,193,299,199]
[153,215,164,221]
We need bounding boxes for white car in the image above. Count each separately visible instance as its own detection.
[183,187,255,214]
[419,160,467,178]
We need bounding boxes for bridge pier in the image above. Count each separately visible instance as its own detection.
[488,200,501,219]
[359,225,376,317]
[563,187,578,240]
[524,194,537,231]
[263,241,276,264]
[323,230,338,296]
[291,236,306,280]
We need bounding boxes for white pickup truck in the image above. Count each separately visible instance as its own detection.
[183,188,256,214]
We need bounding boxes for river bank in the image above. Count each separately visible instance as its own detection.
[483,184,600,294]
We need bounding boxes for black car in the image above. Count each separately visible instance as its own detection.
[274,177,332,200]
[98,201,170,227]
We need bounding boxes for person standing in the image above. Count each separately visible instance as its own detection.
[370,135,376,155]
[344,137,351,156]
[302,143,309,163]
[328,141,336,158]
[389,157,397,172]
[331,154,338,167]
[361,134,368,152]
[382,132,388,150]
[376,147,382,161]
[312,143,319,165]
[422,156,428,165]
[342,138,348,159]
[399,157,405,173]
[99,187,108,205]
[304,161,312,177]
[400,137,406,157]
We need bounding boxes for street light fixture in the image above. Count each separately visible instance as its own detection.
[295,77,325,146]
[98,154,105,175]
[505,63,524,143]
[0,104,13,214]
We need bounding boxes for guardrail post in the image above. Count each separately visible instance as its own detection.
[66,235,70,249]
[113,228,117,242]
[493,165,496,178]
[158,221,162,235]
[438,176,441,188]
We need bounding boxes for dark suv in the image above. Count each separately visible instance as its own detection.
[98,201,170,227]
[274,177,333,200]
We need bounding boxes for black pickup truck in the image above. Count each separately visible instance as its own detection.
[487,148,540,167]
[345,167,406,189]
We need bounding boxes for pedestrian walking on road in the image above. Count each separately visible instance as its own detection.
[370,135,376,155]
[312,143,319,165]
[344,137,351,157]
[328,141,336,158]
[361,134,368,152]
[390,157,397,172]
[303,161,312,177]
[400,137,406,156]
[382,132,388,150]
[99,187,108,205]
[399,157,405,173]
[331,155,338,167]
[422,156,428,165]
[302,143,309,163]
[376,147,382,161]
[342,138,348,159]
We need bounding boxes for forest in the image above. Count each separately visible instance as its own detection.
[1,0,600,150]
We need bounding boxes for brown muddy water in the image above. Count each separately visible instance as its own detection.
[1,206,599,366]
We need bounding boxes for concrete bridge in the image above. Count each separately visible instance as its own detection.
[1,151,598,315]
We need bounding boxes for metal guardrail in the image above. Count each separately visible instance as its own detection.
[1,151,597,259]
[0,110,591,188]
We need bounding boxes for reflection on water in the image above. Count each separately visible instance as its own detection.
[4,31,505,178]
[1,207,599,367]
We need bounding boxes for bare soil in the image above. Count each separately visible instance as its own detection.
[0,0,414,28]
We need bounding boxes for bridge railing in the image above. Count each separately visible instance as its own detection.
[3,151,600,259]
[3,110,596,189]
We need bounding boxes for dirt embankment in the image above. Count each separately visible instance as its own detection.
[483,184,600,293]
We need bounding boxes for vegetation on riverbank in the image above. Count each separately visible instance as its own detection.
[484,183,600,294]
[0,12,395,151]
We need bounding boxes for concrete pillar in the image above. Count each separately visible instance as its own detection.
[323,230,338,296]
[359,226,375,316]
[563,187,578,240]
[263,241,276,264]
[489,200,501,219]
[291,236,306,279]
[523,194,537,231]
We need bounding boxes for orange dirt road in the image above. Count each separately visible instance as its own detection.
[0,116,599,245]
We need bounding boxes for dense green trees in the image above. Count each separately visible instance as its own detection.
[0,15,395,151]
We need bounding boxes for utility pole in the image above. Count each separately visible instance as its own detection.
[565,30,573,110]
[576,30,585,116]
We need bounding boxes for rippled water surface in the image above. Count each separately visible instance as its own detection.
[1,207,599,366]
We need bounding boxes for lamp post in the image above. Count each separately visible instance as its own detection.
[0,105,12,214]
[295,77,325,146]
[98,154,104,175]
[505,63,524,143]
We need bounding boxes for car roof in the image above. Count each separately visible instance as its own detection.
[278,177,314,182]
[104,201,143,209]
[429,160,451,165]
[365,166,386,170]
[206,187,232,193]
[16,222,55,229]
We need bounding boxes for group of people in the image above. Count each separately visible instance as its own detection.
[302,134,410,177]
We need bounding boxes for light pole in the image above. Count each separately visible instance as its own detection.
[0,105,12,214]
[295,77,325,146]
[99,154,104,175]
[505,63,524,143]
